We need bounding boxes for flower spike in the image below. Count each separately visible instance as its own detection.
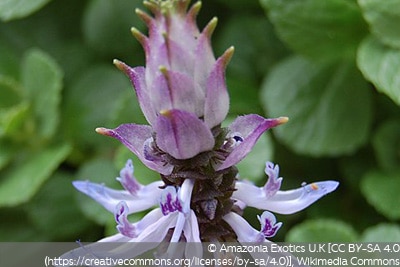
[67,0,339,261]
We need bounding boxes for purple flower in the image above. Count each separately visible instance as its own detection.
[69,0,339,260]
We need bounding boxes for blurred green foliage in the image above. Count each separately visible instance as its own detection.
[0,0,399,242]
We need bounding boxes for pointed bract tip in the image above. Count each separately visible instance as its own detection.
[193,1,202,11]
[277,117,289,125]
[159,109,172,118]
[135,7,142,16]
[159,65,168,75]
[113,59,126,71]
[221,46,235,64]
[136,7,152,24]
[201,16,218,38]
[95,127,112,136]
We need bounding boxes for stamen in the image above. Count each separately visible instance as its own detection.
[310,183,319,190]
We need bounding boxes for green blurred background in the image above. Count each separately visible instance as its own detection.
[1,0,400,242]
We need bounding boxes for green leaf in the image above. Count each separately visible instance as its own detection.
[0,142,14,170]
[358,0,400,49]
[286,219,358,242]
[82,0,144,58]
[0,76,30,138]
[0,143,71,207]
[63,65,131,151]
[261,56,372,156]
[0,42,19,78]
[214,0,260,10]
[0,207,40,241]
[0,76,21,108]
[26,171,92,240]
[357,36,400,106]
[75,158,119,225]
[21,49,63,141]
[372,119,400,172]
[227,79,263,118]
[215,15,289,82]
[0,101,30,138]
[361,169,400,220]
[260,0,367,61]
[361,223,400,242]
[0,0,51,21]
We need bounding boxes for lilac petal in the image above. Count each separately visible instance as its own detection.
[217,115,289,171]
[159,68,204,117]
[194,17,217,91]
[223,212,264,243]
[96,124,173,175]
[164,35,195,76]
[113,61,156,125]
[204,47,234,128]
[72,180,164,213]
[154,109,215,159]
[233,180,339,214]
[258,211,282,238]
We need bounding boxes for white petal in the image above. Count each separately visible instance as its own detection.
[184,210,201,243]
[170,212,186,242]
[98,233,131,242]
[233,180,339,214]
[179,178,195,213]
[73,180,164,213]
[223,212,263,243]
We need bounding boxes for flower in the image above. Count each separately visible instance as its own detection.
[68,0,339,261]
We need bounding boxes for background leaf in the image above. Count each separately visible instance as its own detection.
[82,0,144,60]
[0,143,71,207]
[261,56,372,156]
[357,36,400,106]
[260,0,367,61]
[361,223,400,242]
[361,169,400,220]
[21,49,63,141]
[286,219,358,242]
[358,0,400,49]
[26,171,93,240]
[63,65,131,154]
[74,158,119,226]
[372,119,400,172]
[0,0,52,21]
